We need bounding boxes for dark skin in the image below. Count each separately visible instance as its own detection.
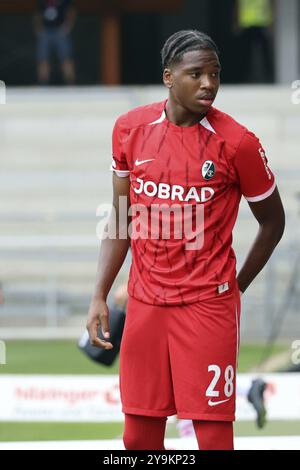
[238,188,285,292]
[163,49,221,126]
[87,48,285,348]
[87,174,130,349]
[163,49,285,293]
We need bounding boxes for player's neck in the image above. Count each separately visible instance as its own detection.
[165,98,207,127]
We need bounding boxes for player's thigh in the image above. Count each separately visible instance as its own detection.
[119,296,176,415]
[168,289,240,420]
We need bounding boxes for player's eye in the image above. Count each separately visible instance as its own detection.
[211,72,220,78]
[190,72,200,79]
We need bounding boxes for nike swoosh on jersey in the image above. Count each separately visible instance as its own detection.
[208,398,230,406]
[135,158,155,166]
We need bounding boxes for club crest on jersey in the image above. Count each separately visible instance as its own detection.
[202,160,215,181]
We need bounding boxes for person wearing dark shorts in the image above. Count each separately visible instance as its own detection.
[33,0,76,85]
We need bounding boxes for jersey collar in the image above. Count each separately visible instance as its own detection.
[149,101,216,134]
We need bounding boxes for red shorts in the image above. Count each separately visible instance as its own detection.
[119,281,241,421]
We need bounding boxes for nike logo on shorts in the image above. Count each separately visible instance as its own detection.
[135,158,155,166]
[208,398,230,406]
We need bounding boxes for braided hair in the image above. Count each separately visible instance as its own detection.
[161,30,219,69]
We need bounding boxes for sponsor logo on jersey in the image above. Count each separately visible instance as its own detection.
[202,160,216,181]
[218,282,229,294]
[208,398,230,407]
[135,158,155,166]
[258,148,272,180]
[133,178,215,203]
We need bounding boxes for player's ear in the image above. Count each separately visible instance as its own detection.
[163,68,173,89]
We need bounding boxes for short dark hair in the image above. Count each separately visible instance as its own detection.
[161,30,219,69]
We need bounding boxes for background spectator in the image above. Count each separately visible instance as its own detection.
[233,0,275,83]
[33,0,77,85]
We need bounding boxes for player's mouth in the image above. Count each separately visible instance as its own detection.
[196,95,215,107]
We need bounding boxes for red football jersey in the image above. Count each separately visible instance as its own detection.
[110,100,276,306]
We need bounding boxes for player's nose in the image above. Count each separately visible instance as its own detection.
[199,75,215,91]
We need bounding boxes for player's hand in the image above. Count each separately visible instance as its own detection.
[86,298,113,350]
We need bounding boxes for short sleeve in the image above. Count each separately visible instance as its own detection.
[234,131,276,202]
[110,116,130,178]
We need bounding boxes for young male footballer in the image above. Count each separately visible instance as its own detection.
[87,30,285,450]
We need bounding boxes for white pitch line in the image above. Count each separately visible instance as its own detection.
[0,436,299,450]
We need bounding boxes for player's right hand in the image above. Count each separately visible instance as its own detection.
[86,298,113,350]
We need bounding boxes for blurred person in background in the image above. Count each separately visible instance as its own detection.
[33,0,77,85]
[233,0,274,83]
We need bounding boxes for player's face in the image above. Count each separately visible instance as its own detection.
[163,49,221,115]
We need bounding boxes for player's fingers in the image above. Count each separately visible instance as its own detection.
[90,336,113,350]
[86,321,113,350]
[86,320,98,344]
[100,307,110,340]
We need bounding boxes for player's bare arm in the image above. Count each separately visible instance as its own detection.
[86,173,130,349]
[237,187,285,293]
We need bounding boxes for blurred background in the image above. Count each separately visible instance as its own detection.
[0,0,299,449]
